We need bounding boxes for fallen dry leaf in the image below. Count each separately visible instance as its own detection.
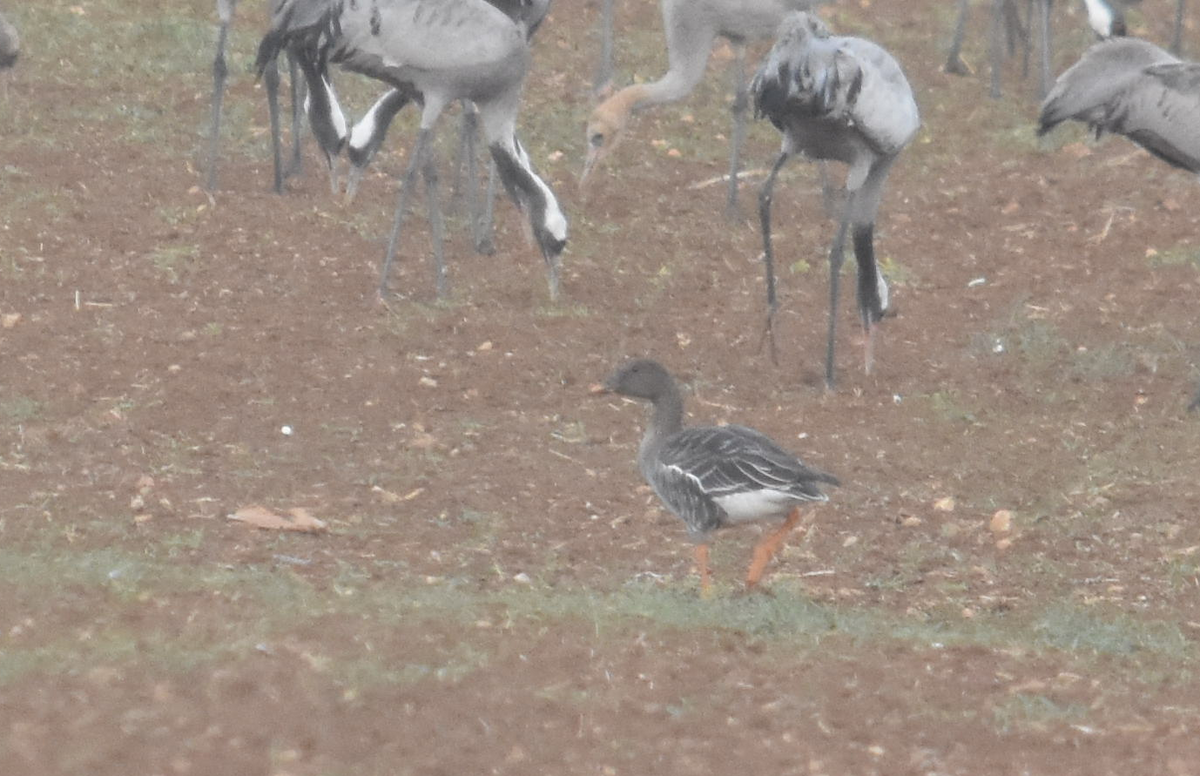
[990,509,1013,535]
[227,505,327,533]
[1,312,21,329]
[409,432,438,450]
[933,496,956,512]
[372,485,424,503]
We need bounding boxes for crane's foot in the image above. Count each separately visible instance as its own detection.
[944,54,973,75]
[755,310,780,366]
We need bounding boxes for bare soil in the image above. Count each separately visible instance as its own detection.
[2,1,1200,774]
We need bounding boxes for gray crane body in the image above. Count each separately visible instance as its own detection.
[259,0,567,300]
[757,27,918,217]
[1039,38,1200,174]
[753,12,919,388]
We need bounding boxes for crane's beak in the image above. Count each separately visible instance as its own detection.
[579,140,608,194]
[344,164,366,206]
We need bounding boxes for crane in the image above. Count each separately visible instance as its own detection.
[753,12,920,389]
[1039,37,1197,175]
[580,0,820,220]
[340,0,552,256]
[256,0,567,301]
[1038,37,1199,408]
[206,0,308,193]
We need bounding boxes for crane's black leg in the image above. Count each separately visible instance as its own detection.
[593,0,615,95]
[945,0,971,75]
[422,146,448,299]
[262,54,286,194]
[459,105,495,255]
[451,100,475,213]
[1171,0,1186,55]
[475,159,498,256]
[757,150,791,366]
[989,0,1005,99]
[345,89,414,203]
[285,51,304,180]
[825,205,853,390]
[1037,0,1053,100]
[852,222,886,376]
[726,45,748,222]
[380,127,433,298]
[206,18,232,192]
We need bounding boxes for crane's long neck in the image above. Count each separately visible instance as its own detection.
[489,133,567,248]
[605,53,709,119]
[348,88,413,169]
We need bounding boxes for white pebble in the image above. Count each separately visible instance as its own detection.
[280,425,293,436]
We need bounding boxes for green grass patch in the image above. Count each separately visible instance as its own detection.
[0,395,43,423]
[146,243,199,284]
[1146,245,1200,269]
[991,693,1090,734]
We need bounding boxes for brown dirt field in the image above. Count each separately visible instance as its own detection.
[2,0,1200,774]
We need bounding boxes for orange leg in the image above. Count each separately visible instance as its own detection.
[694,543,712,597]
[745,507,806,590]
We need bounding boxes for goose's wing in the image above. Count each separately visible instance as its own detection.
[659,425,839,501]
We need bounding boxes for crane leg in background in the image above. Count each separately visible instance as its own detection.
[756,150,791,366]
[1037,0,1053,99]
[989,0,1006,98]
[479,160,498,256]
[824,202,854,390]
[726,45,748,222]
[263,54,286,194]
[380,127,434,298]
[206,18,232,192]
[285,52,303,180]
[422,149,449,300]
[451,100,475,213]
[1171,0,1186,55]
[944,0,971,74]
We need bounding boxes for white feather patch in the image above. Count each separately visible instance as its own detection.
[714,489,823,523]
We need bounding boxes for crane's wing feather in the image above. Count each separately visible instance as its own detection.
[1039,38,1179,135]
[750,13,918,157]
[1114,63,1200,173]
[352,0,523,72]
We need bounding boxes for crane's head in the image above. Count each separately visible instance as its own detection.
[580,87,644,190]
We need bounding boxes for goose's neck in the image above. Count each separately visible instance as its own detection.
[638,387,684,467]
